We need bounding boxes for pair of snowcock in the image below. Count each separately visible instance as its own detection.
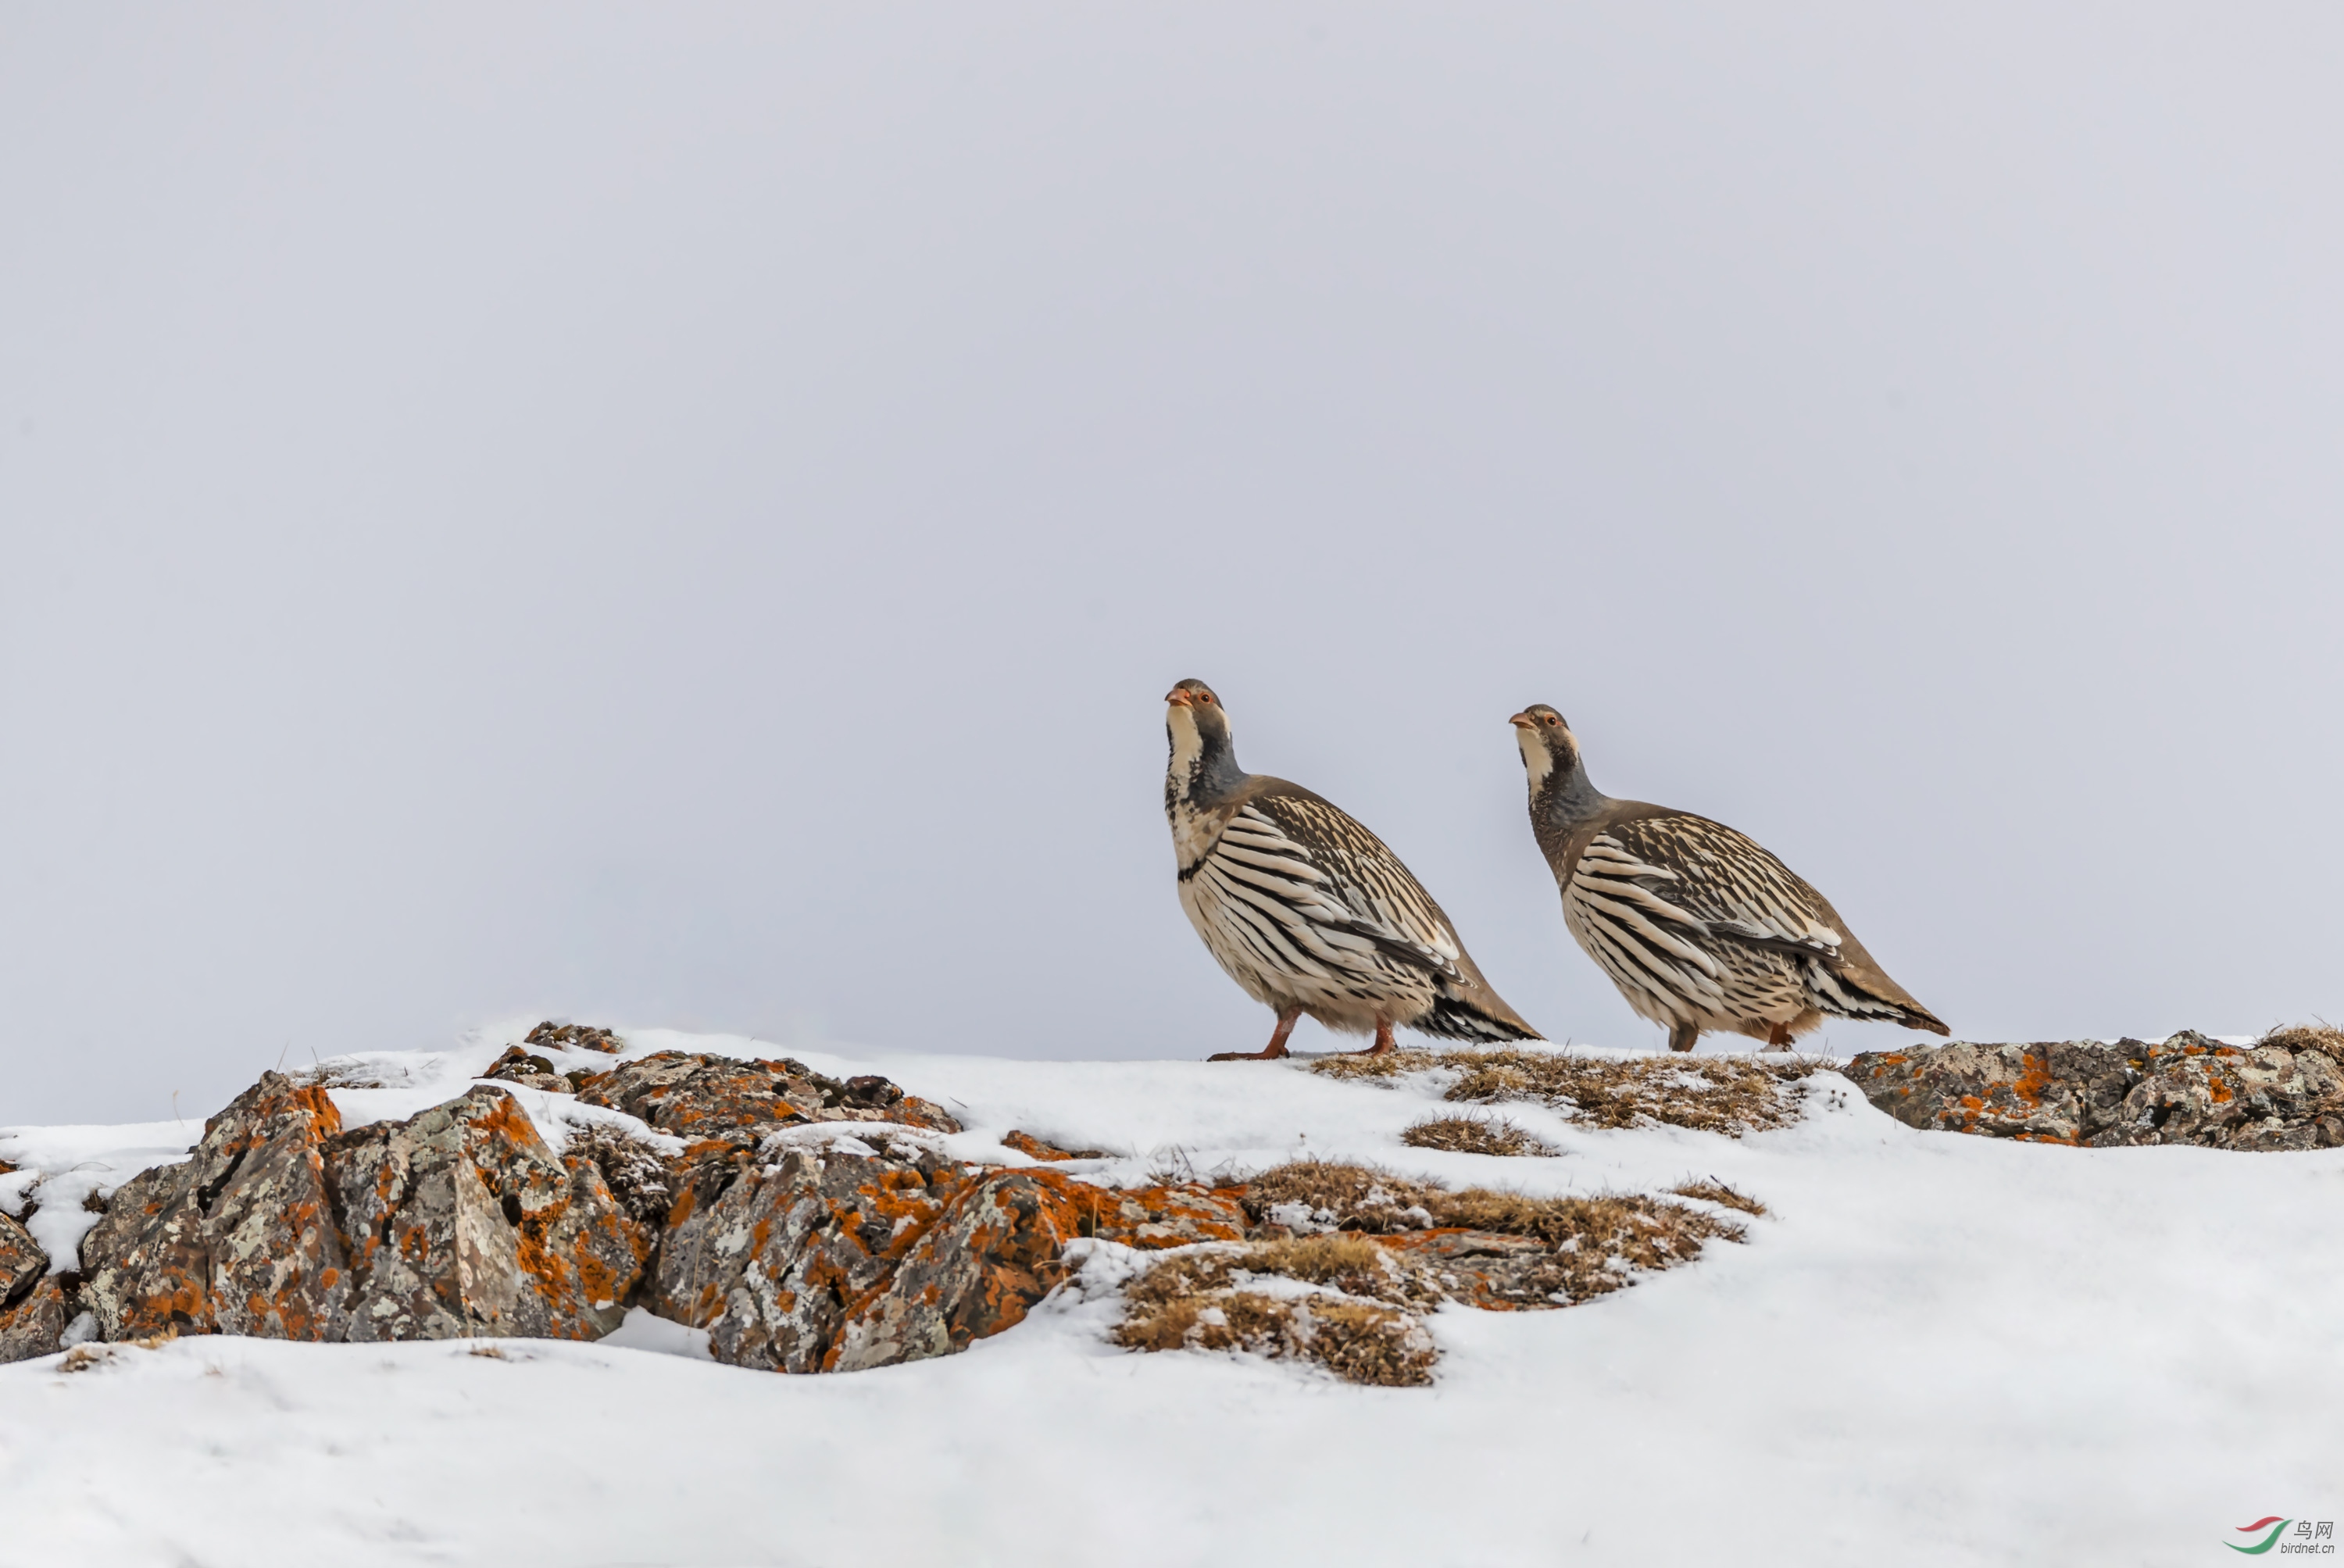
[1163,679,1948,1060]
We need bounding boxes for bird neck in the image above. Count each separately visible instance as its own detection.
[1531,757,1609,839]
[1167,725,1248,812]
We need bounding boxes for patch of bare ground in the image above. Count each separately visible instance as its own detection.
[1116,1160,1755,1385]
[1310,1046,1825,1136]
[1401,1113,1557,1158]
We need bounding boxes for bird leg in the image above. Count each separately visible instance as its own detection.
[1209,1005,1303,1063]
[1764,1023,1795,1052]
[1667,1022,1699,1054]
[1345,1018,1399,1058]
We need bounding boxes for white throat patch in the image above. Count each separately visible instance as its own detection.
[1166,705,1206,788]
[1517,728,1555,793]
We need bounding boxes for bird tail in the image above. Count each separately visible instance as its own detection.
[1807,959,1948,1035]
[1417,954,1544,1043]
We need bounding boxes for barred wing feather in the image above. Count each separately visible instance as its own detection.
[1210,797,1464,983]
[1582,816,1844,956]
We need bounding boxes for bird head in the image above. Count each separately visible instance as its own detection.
[1509,705,1581,795]
[1166,679,1241,801]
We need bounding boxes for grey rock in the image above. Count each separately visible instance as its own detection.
[834,1169,1079,1373]
[326,1085,651,1342]
[0,1211,45,1308]
[1848,1031,2344,1152]
[652,1143,965,1373]
[575,1051,961,1141]
[80,1071,352,1341]
[0,1275,74,1363]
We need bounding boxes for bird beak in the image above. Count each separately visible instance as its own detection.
[1166,688,1195,709]
[1508,712,1536,730]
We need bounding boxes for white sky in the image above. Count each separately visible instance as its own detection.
[4,5,2340,1123]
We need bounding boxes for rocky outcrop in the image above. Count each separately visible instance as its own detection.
[20,1035,1759,1386]
[76,1073,653,1346]
[324,1087,652,1342]
[41,1041,1252,1378]
[1846,1028,2344,1149]
[573,1052,962,1140]
[652,1125,1247,1374]
[81,1073,352,1341]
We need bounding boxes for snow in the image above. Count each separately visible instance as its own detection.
[5,1023,2343,1566]
[0,1121,198,1275]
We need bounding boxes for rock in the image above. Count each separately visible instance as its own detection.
[0,1276,75,1363]
[526,1021,623,1054]
[652,1127,1249,1375]
[80,1075,652,1346]
[1846,1030,2344,1151]
[325,1086,652,1342]
[1,1210,45,1306]
[81,1072,352,1341]
[834,1169,1249,1371]
[1003,1130,1109,1162]
[483,1046,571,1093]
[575,1052,962,1140]
[652,1137,967,1373]
[834,1169,1090,1370]
[0,1213,66,1364]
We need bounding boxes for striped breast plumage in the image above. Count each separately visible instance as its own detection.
[1178,791,1462,1032]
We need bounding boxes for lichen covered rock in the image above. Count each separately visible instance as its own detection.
[325,1086,653,1342]
[652,1134,967,1373]
[78,1077,651,1346]
[0,1213,69,1363]
[0,1276,77,1363]
[575,1052,961,1139]
[81,1072,351,1341]
[1002,1130,1108,1162]
[0,1210,45,1305]
[1846,1029,2344,1149]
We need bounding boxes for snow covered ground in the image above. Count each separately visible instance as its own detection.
[5,1022,2342,1566]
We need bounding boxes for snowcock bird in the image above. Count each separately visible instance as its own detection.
[1163,679,1541,1060]
[1510,704,1947,1052]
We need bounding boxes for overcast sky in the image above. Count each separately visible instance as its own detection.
[4,5,2340,1124]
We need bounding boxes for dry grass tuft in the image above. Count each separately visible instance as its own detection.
[1401,1113,1557,1158]
[1122,1159,1766,1383]
[1308,1048,1445,1083]
[1114,1241,1439,1386]
[1121,1234,1443,1312]
[2260,1023,2344,1061]
[1244,1159,1745,1289]
[1310,1045,1823,1137]
[1670,1178,1768,1216]
[1245,1159,1435,1222]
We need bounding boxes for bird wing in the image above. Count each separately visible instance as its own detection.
[1205,792,1465,983]
[1577,813,1844,959]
